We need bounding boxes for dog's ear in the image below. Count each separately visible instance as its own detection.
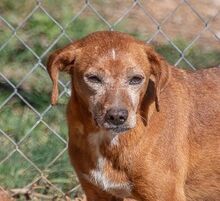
[47,43,78,105]
[145,45,170,112]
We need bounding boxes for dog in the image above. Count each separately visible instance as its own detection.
[47,31,220,201]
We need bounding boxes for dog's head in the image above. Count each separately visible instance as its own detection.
[47,31,169,133]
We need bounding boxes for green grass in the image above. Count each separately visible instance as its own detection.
[0,88,75,199]
[155,38,220,69]
[0,0,220,200]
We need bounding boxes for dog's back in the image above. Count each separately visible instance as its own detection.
[184,67,220,200]
[143,66,220,201]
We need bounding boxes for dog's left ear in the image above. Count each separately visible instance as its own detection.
[145,45,170,112]
[47,42,79,105]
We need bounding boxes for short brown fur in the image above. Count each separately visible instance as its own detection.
[47,31,220,201]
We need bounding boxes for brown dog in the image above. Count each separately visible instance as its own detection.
[47,31,220,201]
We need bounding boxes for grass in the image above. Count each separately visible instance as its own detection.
[0,87,75,199]
[155,38,220,69]
[0,0,220,200]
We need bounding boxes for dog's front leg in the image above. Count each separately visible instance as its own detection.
[134,189,186,201]
[79,178,123,201]
[84,189,123,201]
[132,179,186,201]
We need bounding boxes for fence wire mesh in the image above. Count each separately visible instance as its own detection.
[0,0,219,200]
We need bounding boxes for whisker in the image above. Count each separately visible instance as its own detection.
[137,113,147,123]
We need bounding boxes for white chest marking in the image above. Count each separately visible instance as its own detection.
[110,135,119,146]
[86,132,132,198]
[90,157,131,196]
[112,48,116,60]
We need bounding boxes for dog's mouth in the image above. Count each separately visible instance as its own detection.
[101,122,132,133]
[94,118,131,133]
[94,114,135,133]
[106,126,130,133]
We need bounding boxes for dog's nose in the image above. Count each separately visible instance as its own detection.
[105,108,128,126]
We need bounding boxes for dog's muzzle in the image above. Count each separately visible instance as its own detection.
[102,107,130,133]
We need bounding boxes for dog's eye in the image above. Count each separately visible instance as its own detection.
[129,75,144,85]
[86,74,102,84]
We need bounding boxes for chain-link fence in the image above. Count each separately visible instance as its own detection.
[0,0,219,200]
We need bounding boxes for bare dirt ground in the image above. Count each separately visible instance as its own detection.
[0,189,136,201]
[94,0,220,49]
[0,189,13,201]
